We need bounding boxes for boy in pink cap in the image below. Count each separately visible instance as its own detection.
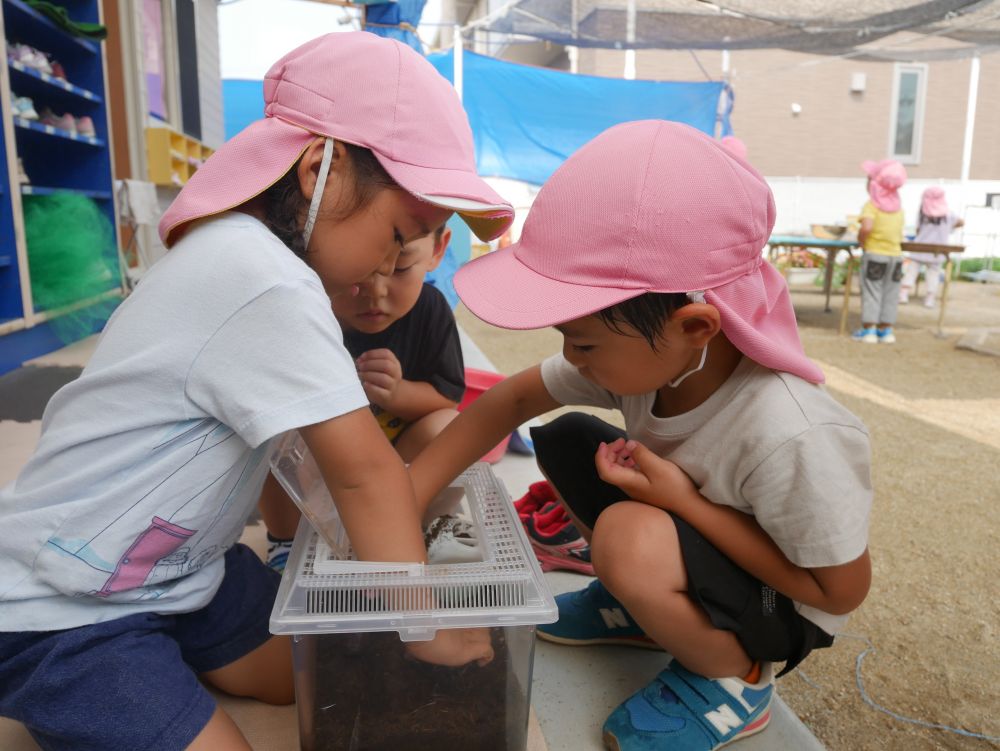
[900,187,964,307]
[411,120,873,751]
[853,159,907,343]
[0,32,509,750]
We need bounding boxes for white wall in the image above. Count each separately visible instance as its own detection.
[196,0,225,148]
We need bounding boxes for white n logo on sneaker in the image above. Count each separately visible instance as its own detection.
[704,704,743,736]
[598,607,630,629]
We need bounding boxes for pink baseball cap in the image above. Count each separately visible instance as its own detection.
[719,135,747,161]
[159,32,513,247]
[455,120,824,384]
[861,159,907,213]
[921,187,948,218]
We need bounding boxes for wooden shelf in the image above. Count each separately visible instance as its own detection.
[146,126,215,186]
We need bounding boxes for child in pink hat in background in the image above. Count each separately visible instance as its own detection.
[900,187,964,308]
[0,32,510,750]
[853,159,907,343]
[411,120,873,751]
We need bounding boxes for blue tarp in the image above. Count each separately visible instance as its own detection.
[364,0,426,51]
[427,49,728,185]
[223,79,264,141]
[220,51,729,305]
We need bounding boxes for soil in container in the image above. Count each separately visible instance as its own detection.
[305,627,528,751]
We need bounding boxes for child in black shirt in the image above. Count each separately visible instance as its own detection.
[260,226,466,568]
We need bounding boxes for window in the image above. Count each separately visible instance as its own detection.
[889,63,927,164]
[141,0,169,121]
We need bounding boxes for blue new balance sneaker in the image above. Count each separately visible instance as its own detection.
[851,326,878,343]
[603,660,774,751]
[537,579,663,650]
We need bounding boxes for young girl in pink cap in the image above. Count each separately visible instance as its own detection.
[900,187,964,307]
[0,32,510,750]
[853,159,907,344]
[410,120,872,751]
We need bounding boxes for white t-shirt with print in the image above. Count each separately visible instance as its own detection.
[541,354,872,635]
[0,213,367,632]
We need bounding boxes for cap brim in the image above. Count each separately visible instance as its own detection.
[453,244,643,330]
[160,117,314,246]
[374,155,514,242]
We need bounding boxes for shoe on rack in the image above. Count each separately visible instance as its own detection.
[76,115,96,138]
[876,327,896,344]
[851,327,878,343]
[602,660,774,751]
[39,107,76,134]
[11,95,39,120]
[49,60,67,81]
[525,504,595,575]
[537,579,662,649]
[13,44,52,75]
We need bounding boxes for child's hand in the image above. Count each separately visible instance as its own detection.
[595,438,697,510]
[356,348,402,410]
[405,627,495,667]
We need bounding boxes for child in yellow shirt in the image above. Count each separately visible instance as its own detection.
[853,159,907,344]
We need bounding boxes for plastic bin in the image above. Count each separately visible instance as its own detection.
[269,453,558,751]
[459,367,510,463]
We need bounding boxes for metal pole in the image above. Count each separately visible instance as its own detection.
[960,53,980,194]
[453,24,464,104]
[624,0,636,79]
[568,0,578,74]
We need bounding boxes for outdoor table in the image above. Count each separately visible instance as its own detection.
[766,235,859,313]
[900,241,965,335]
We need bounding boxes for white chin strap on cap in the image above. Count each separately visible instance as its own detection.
[668,291,708,388]
[302,138,334,251]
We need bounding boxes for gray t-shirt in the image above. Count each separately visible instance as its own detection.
[0,213,367,631]
[541,354,872,634]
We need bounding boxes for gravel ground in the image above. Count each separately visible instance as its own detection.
[456,278,1000,750]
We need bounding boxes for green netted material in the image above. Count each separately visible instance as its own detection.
[25,193,120,343]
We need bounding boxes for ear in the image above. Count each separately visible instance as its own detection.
[427,226,452,272]
[671,303,722,348]
[296,138,348,201]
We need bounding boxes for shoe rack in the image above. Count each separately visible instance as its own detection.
[0,0,120,371]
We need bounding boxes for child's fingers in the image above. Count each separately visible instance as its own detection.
[357,348,394,362]
[362,382,391,404]
[476,642,496,667]
[360,371,395,390]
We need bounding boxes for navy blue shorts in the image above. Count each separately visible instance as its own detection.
[0,543,280,751]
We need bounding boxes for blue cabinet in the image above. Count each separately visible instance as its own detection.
[0,0,120,373]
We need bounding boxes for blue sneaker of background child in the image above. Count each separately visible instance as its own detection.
[851,326,878,343]
[876,327,896,344]
[537,579,663,650]
[603,660,774,751]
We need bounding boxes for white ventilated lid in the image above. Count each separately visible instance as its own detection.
[269,462,557,641]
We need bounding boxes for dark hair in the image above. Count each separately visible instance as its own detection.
[260,142,397,258]
[918,210,944,228]
[595,292,690,350]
